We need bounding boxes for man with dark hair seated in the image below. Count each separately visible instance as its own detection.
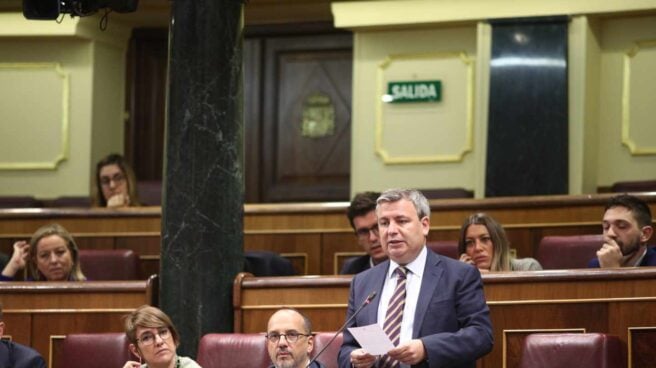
[0,303,46,368]
[341,191,388,274]
[589,194,656,268]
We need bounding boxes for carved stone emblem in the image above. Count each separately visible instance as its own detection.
[301,92,335,138]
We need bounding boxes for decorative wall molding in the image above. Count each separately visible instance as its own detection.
[375,51,474,164]
[0,62,69,170]
[622,39,656,155]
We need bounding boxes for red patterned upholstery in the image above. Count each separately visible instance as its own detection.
[197,333,269,368]
[536,234,603,269]
[137,180,162,206]
[426,240,459,259]
[419,188,474,199]
[196,332,342,368]
[78,249,140,280]
[611,180,656,193]
[0,196,41,208]
[46,196,92,207]
[519,333,626,368]
[59,333,131,368]
[313,332,343,368]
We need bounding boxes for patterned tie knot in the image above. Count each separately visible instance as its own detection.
[395,266,407,280]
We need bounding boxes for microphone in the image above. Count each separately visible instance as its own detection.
[306,291,377,368]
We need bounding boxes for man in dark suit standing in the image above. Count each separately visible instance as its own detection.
[338,189,493,368]
[0,303,46,368]
[341,192,388,274]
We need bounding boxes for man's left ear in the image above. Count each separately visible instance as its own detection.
[307,334,314,354]
[421,216,430,236]
[640,225,653,243]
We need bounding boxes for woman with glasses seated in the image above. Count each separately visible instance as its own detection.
[93,153,140,208]
[458,213,542,272]
[0,223,86,281]
[123,305,201,368]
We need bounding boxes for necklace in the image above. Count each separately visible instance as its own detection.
[175,357,181,368]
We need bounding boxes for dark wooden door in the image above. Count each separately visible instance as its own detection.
[125,29,168,181]
[126,29,352,202]
[256,34,353,202]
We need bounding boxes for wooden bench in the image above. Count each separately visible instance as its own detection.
[0,275,158,366]
[233,268,656,368]
[1,193,655,276]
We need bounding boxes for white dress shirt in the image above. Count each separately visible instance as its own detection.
[376,246,427,368]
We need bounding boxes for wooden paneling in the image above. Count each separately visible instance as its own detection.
[0,277,157,366]
[1,193,656,276]
[261,33,353,202]
[233,268,656,368]
[244,37,264,203]
[127,26,352,203]
[125,28,168,181]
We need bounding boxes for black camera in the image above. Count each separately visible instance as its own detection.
[23,0,138,20]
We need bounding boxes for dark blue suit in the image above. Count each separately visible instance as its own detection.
[0,339,46,368]
[338,248,493,368]
[340,255,372,275]
[588,245,656,267]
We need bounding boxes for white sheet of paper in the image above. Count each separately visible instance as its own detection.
[347,324,395,355]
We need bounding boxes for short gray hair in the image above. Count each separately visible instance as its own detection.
[376,189,430,220]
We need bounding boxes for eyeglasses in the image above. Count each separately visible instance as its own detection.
[137,328,171,346]
[355,224,379,238]
[100,173,126,187]
[265,331,311,343]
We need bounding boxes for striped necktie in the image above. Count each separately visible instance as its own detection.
[380,266,408,368]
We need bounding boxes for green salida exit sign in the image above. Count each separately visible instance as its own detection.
[386,80,442,103]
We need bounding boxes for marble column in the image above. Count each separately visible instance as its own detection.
[162,0,244,357]
[486,17,568,197]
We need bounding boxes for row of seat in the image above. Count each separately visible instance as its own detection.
[58,331,625,368]
[0,181,163,208]
[59,331,342,368]
[0,185,473,209]
[5,249,296,281]
[68,234,607,281]
[3,178,655,209]
[428,234,605,269]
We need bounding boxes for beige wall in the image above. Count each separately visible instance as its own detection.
[335,0,656,197]
[350,26,481,195]
[0,14,130,199]
[2,2,656,200]
[596,15,656,188]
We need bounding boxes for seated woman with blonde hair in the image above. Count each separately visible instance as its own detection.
[123,305,201,368]
[458,213,542,272]
[0,223,86,281]
[93,153,141,208]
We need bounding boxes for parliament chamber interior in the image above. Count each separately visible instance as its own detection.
[2,0,656,367]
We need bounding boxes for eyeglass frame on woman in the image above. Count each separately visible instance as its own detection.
[136,327,171,346]
[99,173,126,187]
[355,223,379,238]
[265,331,312,344]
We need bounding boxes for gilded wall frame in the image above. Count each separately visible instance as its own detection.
[0,62,69,170]
[622,39,656,155]
[375,51,474,164]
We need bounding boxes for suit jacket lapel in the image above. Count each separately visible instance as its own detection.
[413,250,443,337]
[363,261,389,325]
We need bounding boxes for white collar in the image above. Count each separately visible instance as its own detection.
[387,245,427,279]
